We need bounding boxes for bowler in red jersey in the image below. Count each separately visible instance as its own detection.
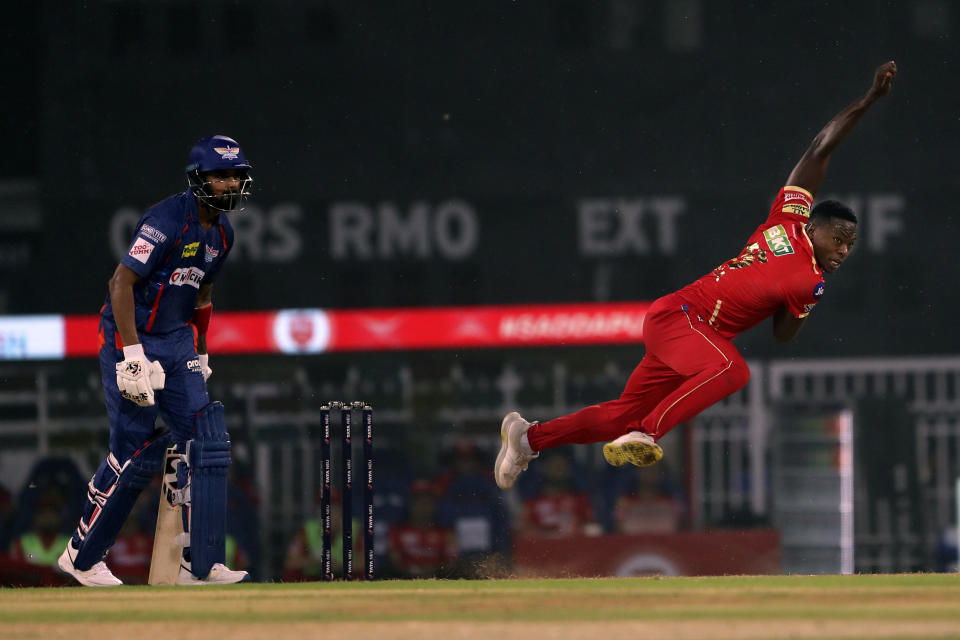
[495,61,897,489]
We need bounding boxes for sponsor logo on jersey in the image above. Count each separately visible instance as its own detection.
[784,191,812,207]
[763,224,795,256]
[813,281,825,299]
[181,241,200,258]
[128,237,155,264]
[139,223,168,244]
[168,266,205,289]
[214,146,240,160]
[204,244,219,263]
[803,302,818,314]
[782,203,811,218]
[187,358,201,373]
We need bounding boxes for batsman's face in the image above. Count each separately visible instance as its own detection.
[203,169,248,210]
[205,170,245,194]
[807,218,857,274]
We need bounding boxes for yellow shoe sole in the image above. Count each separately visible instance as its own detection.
[602,440,663,468]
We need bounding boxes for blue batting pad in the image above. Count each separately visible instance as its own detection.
[186,401,231,578]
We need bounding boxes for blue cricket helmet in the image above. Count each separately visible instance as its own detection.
[185,134,254,212]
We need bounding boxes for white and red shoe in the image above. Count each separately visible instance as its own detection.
[494,412,539,489]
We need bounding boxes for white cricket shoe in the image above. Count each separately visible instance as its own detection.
[176,560,250,585]
[494,411,539,490]
[57,540,123,587]
[603,430,663,468]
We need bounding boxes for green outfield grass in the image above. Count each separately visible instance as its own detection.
[2,573,959,639]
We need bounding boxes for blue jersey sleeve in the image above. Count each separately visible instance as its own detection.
[121,214,179,278]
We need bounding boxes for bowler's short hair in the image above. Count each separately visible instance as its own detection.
[810,199,857,224]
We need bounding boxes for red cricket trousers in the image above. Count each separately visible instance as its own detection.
[527,292,751,452]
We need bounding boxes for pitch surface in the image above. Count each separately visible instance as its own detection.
[2,573,959,639]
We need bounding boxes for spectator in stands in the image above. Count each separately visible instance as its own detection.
[283,490,360,581]
[435,441,511,576]
[434,440,495,496]
[388,479,457,578]
[7,456,86,553]
[609,465,685,534]
[515,450,600,538]
[8,488,71,568]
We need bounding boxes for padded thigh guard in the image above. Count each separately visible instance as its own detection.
[72,428,170,570]
[186,401,232,578]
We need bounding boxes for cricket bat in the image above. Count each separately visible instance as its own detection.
[148,446,185,585]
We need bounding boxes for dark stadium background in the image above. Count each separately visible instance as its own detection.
[2,1,958,582]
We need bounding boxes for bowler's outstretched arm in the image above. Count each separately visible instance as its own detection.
[786,60,897,197]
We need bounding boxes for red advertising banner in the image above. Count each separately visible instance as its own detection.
[34,301,650,360]
[328,302,650,352]
[63,314,100,358]
[512,530,781,577]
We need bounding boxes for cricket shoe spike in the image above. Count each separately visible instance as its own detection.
[57,540,123,587]
[494,411,539,490]
[603,431,663,468]
[176,559,249,585]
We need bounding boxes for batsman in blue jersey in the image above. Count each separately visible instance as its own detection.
[58,135,253,586]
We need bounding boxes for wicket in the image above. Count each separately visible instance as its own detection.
[319,401,374,581]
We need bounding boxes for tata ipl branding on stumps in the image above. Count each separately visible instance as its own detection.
[319,401,374,581]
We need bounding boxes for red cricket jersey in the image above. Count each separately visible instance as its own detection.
[676,186,825,339]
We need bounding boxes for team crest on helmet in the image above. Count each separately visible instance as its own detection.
[213,146,241,160]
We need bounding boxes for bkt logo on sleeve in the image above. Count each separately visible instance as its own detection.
[168,266,205,289]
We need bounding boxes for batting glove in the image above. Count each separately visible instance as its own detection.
[199,353,213,382]
[115,344,165,407]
